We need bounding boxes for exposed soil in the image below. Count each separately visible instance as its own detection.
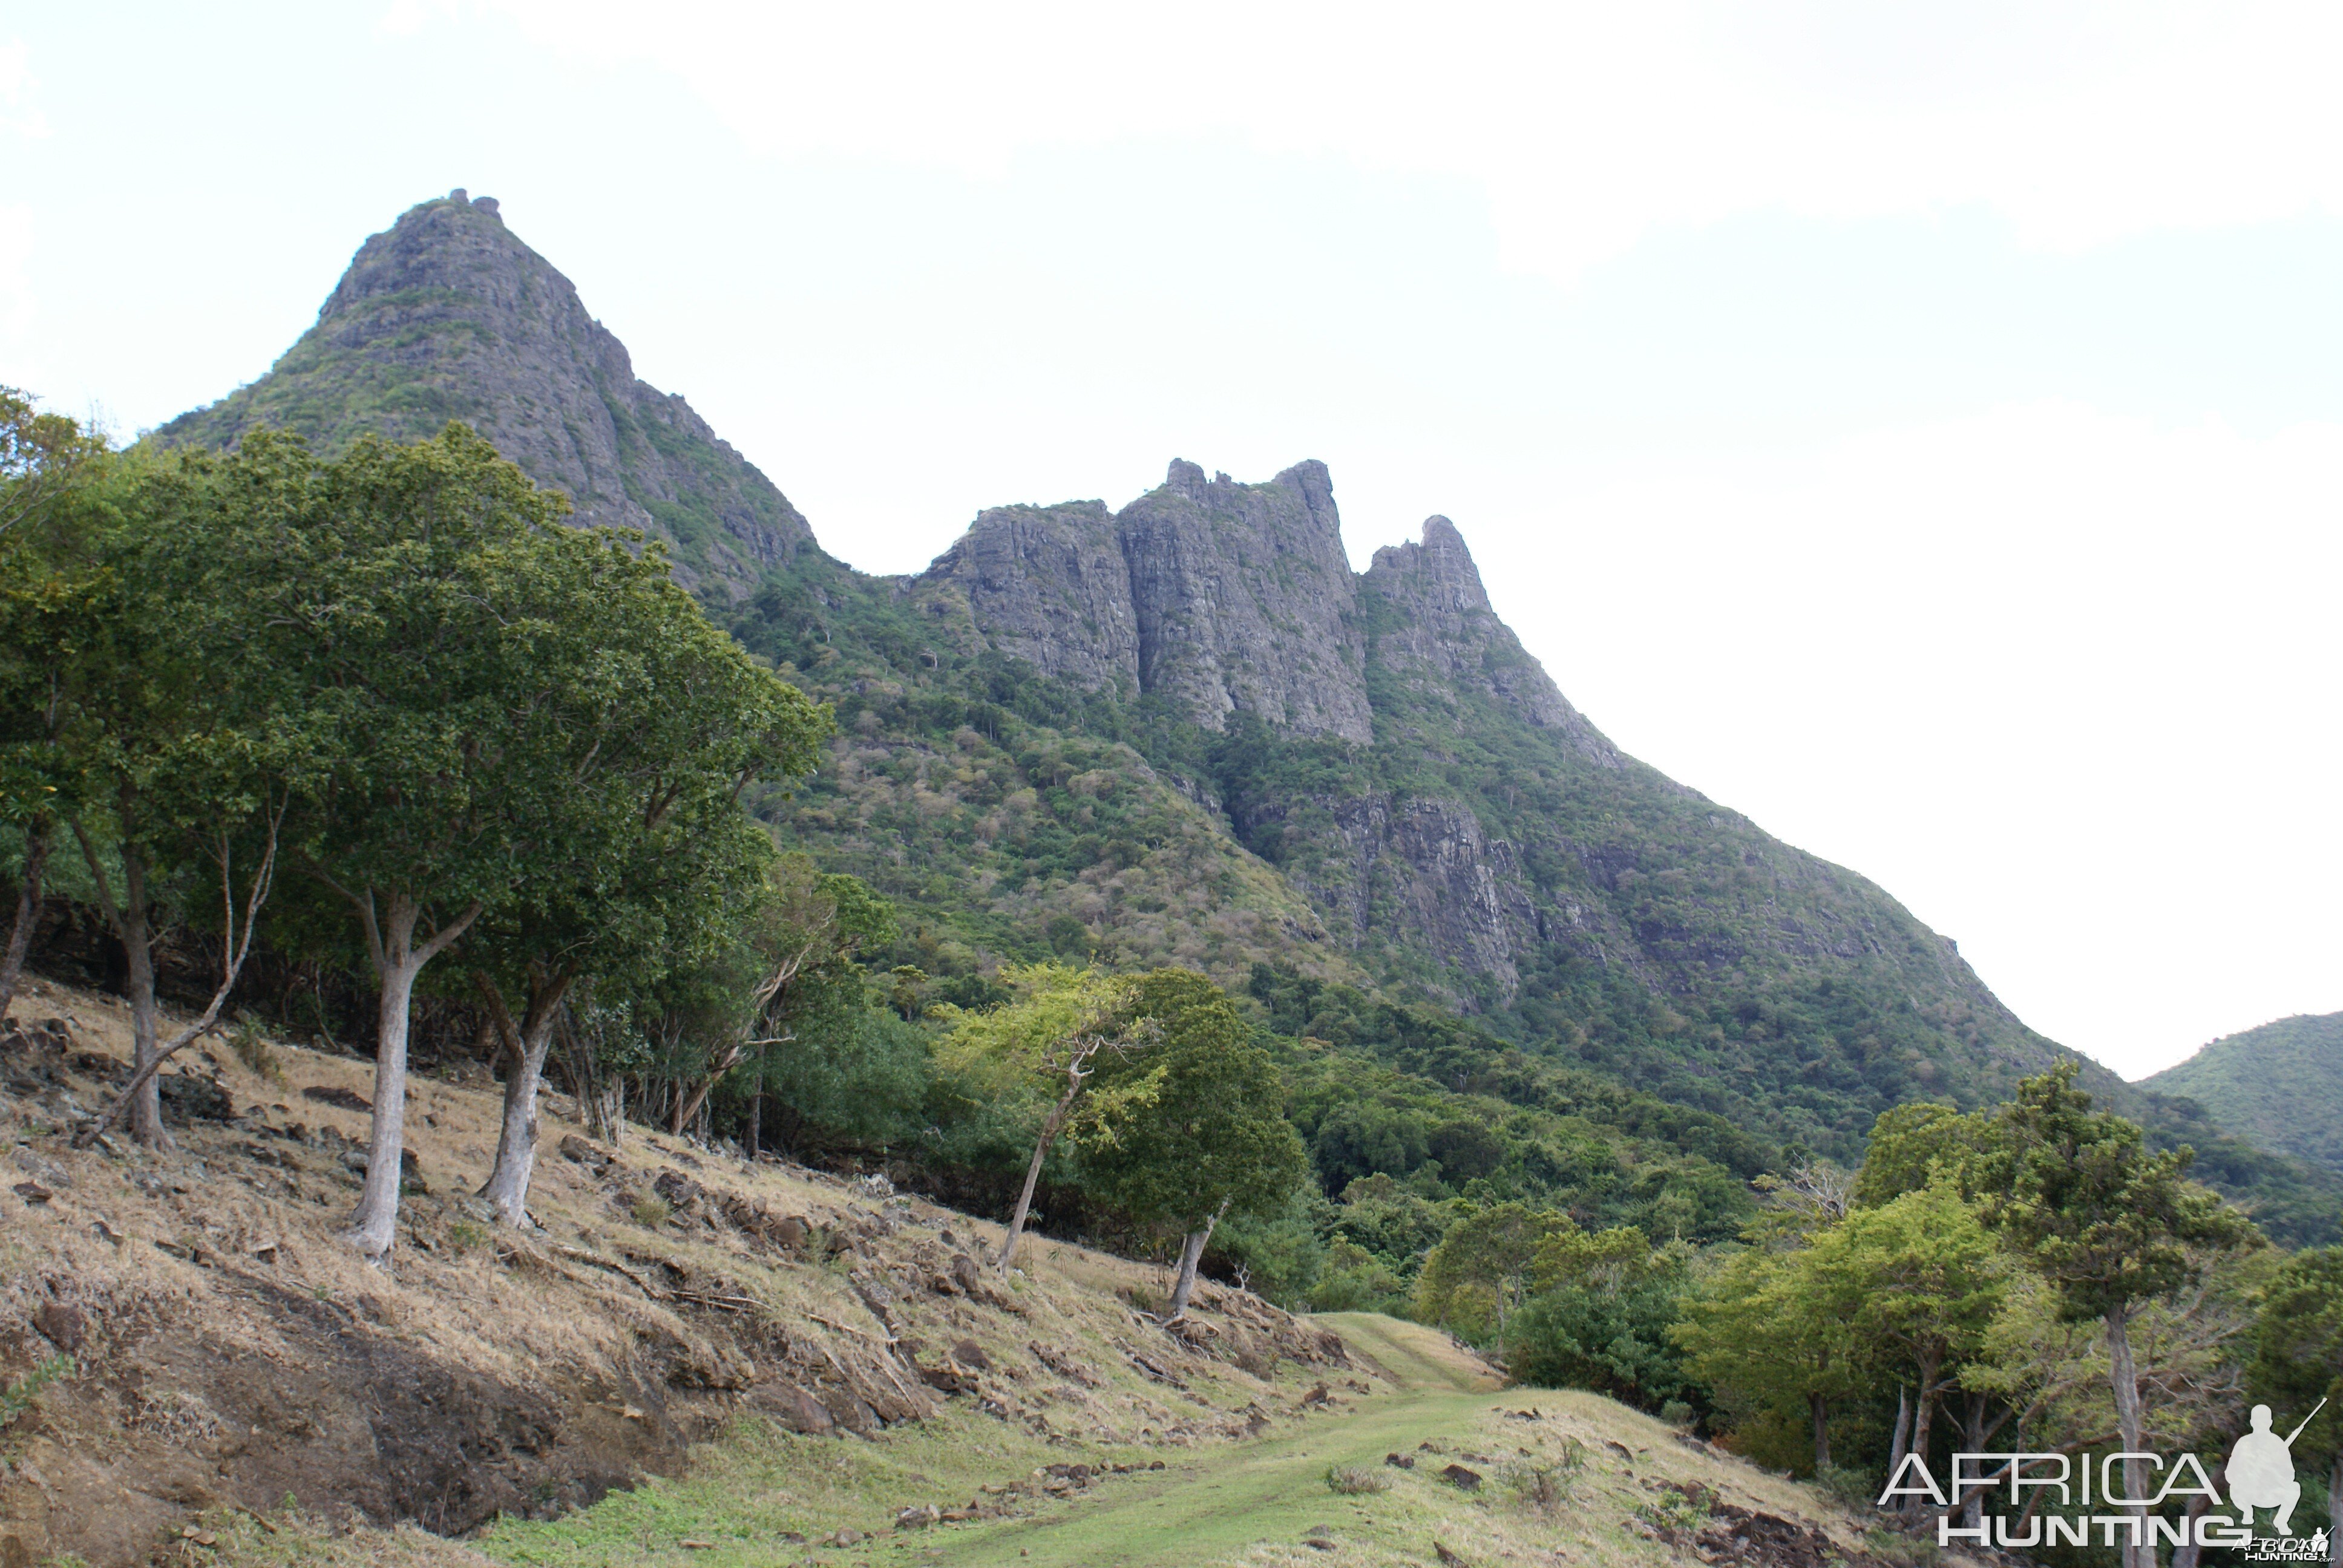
[0,978,1351,1567]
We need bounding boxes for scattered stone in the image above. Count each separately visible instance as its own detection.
[301,1085,371,1112]
[951,1338,991,1371]
[950,1252,983,1295]
[31,1302,85,1353]
[158,1073,234,1123]
[679,1539,713,1550]
[1438,1463,1482,1492]
[1299,1382,1331,1406]
[1384,1452,1415,1469]
[557,1134,611,1172]
[12,1183,50,1206]
[894,1504,940,1530]
[1434,1543,1467,1566]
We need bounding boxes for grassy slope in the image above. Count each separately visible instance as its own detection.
[2141,1012,2343,1173]
[7,977,1960,1568]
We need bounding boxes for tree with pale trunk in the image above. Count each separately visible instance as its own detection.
[1984,1062,2258,1568]
[453,523,825,1225]
[222,424,659,1264]
[931,965,1158,1276]
[1077,970,1306,1322]
[1417,1202,1564,1342]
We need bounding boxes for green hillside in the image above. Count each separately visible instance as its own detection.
[2142,1011,2343,1173]
[136,193,2343,1247]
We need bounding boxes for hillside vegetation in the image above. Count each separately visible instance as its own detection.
[0,978,1958,1568]
[2143,1012,2343,1173]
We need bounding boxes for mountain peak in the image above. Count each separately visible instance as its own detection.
[154,193,816,597]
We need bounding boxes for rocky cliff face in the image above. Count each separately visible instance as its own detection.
[919,501,1139,694]
[154,192,814,598]
[1118,460,1373,743]
[917,460,1373,742]
[1363,517,1619,765]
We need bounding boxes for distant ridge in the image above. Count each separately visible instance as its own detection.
[2141,1013,2343,1174]
[153,191,814,597]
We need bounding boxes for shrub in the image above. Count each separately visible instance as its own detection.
[1325,1465,1389,1495]
[628,1191,672,1229]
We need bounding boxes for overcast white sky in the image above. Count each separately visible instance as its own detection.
[5,2,2339,1078]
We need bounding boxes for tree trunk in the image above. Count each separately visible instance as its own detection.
[747,1088,761,1160]
[2172,1491,2215,1568]
[996,1082,1079,1276]
[1810,1391,1831,1474]
[1907,1357,1941,1518]
[2328,1454,2340,1567]
[344,890,478,1264]
[0,817,50,1021]
[2106,1304,2149,1568]
[1165,1197,1231,1322]
[476,969,574,1228]
[120,852,165,1147]
[76,824,168,1148]
[1887,1384,1911,1483]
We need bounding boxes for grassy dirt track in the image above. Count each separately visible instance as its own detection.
[913,1313,1503,1567]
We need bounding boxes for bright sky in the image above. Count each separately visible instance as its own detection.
[6,3,2339,1079]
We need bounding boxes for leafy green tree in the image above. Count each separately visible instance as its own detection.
[1814,1178,2010,1497]
[0,385,107,540]
[0,390,106,1020]
[460,523,827,1223]
[1508,1220,1688,1409]
[1081,969,1308,1320]
[1417,1201,1562,1341]
[1850,1101,1999,1207]
[1677,1240,1863,1472]
[1984,1062,2258,1566]
[213,423,681,1260]
[31,445,315,1143]
[932,964,1155,1274]
[2252,1247,2343,1560]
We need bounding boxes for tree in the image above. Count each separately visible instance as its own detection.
[231,424,650,1261]
[1985,1063,2258,1567]
[459,523,827,1224]
[647,854,890,1145]
[1417,1202,1560,1341]
[1812,1178,2010,1504]
[1081,970,1308,1321]
[0,391,107,1021]
[2252,1248,2343,1563]
[1509,1220,1689,1410]
[931,965,1156,1275]
[28,445,312,1143]
[1676,1240,1861,1473]
[0,386,107,539]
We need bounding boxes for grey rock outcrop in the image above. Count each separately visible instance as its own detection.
[155,192,814,597]
[920,502,1139,693]
[917,459,1373,742]
[1117,460,1372,742]
[1239,791,1542,993]
[1365,517,1619,765]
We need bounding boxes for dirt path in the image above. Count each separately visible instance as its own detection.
[917,1314,1504,1567]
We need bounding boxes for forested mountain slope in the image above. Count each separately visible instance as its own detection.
[147,193,2339,1232]
[2143,1012,2343,1174]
